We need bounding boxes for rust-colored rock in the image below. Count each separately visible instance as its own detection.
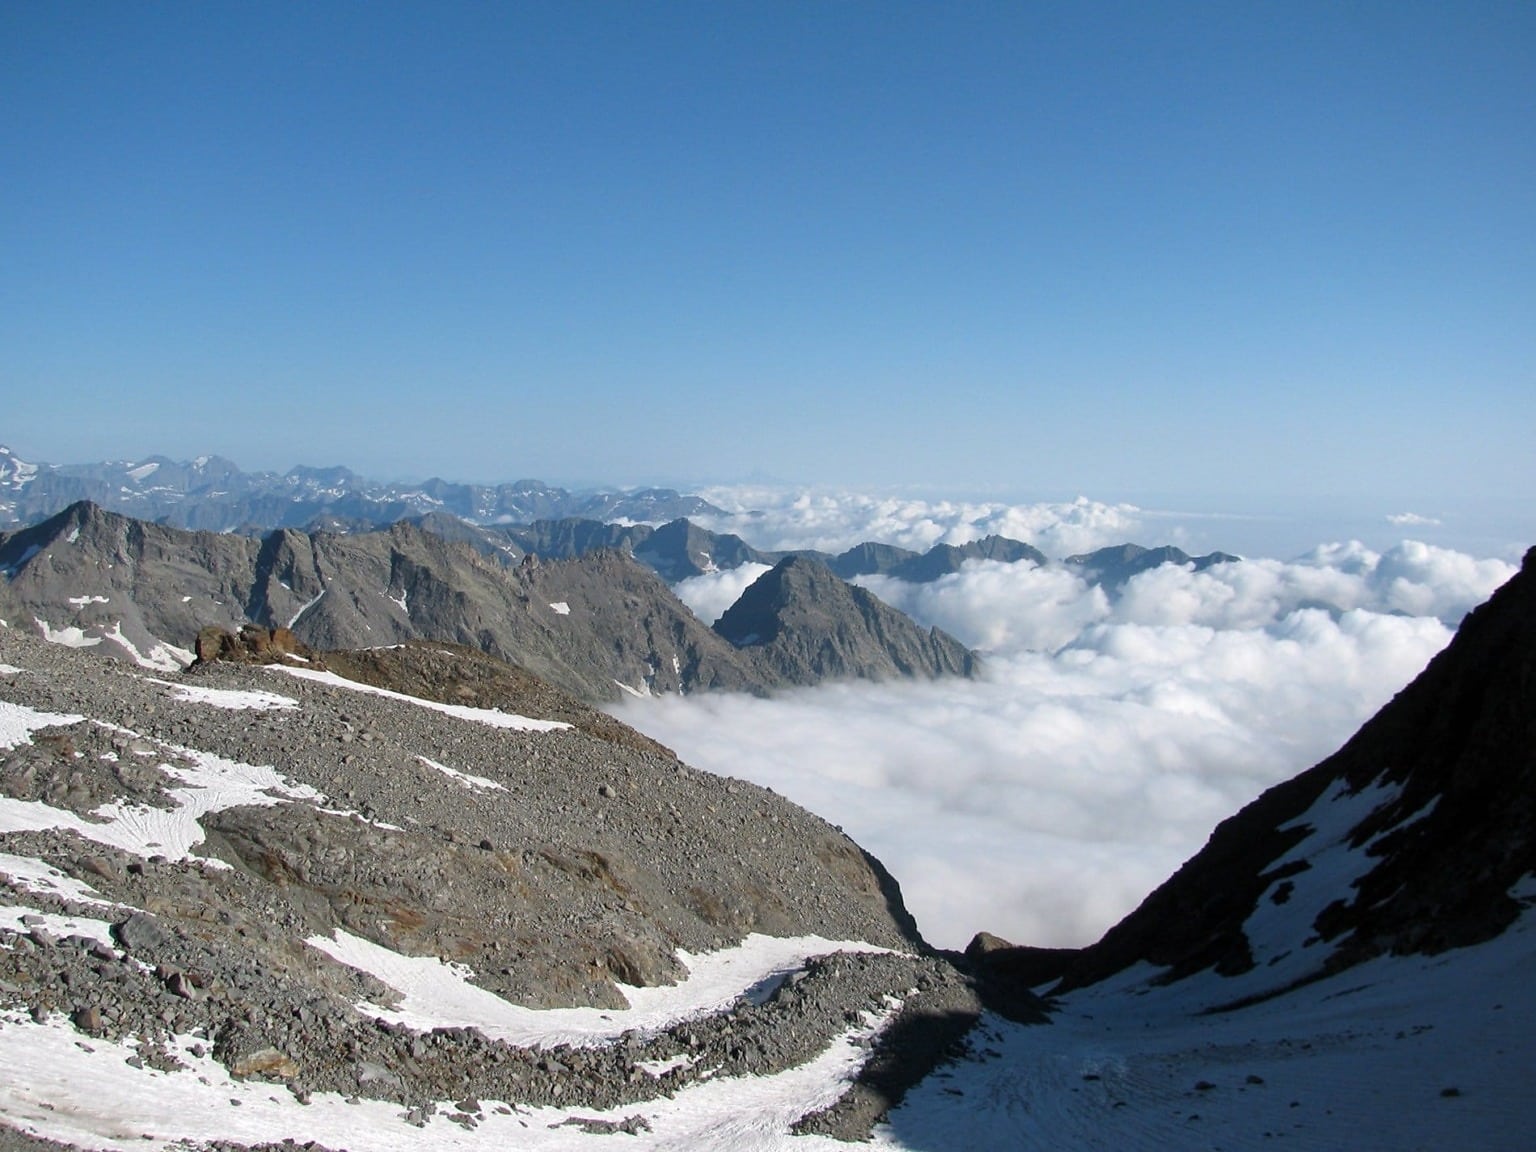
[231,1046,300,1080]
[191,625,313,667]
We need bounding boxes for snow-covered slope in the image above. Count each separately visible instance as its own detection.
[880,889,1536,1150]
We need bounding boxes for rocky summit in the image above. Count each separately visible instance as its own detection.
[714,556,978,684]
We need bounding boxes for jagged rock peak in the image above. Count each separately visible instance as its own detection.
[714,555,854,647]
[714,555,979,685]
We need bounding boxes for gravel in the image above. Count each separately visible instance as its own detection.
[0,629,1014,1142]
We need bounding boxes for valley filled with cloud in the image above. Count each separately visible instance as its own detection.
[624,491,1518,951]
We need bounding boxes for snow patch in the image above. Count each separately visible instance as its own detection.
[0,852,120,911]
[0,906,118,948]
[272,666,571,732]
[0,721,324,865]
[148,679,298,712]
[549,601,571,616]
[103,623,192,672]
[637,1052,699,1077]
[34,619,101,649]
[66,595,109,608]
[1240,775,1401,977]
[0,1002,892,1152]
[416,755,506,792]
[307,929,893,1050]
[287,589,326,629]
[0,700,86,750]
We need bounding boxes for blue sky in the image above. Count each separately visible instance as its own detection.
[3,2,1532,530]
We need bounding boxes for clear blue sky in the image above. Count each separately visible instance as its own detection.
[3,2,1531,523]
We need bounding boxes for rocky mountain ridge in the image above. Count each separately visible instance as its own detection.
[715,557,978,683]
[0,503,979,702]
[1061,541,1241,590]
[492,518,1056,586]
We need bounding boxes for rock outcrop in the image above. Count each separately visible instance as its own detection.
[1063,542,1240,590]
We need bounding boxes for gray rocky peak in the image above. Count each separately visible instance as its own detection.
[715,555,979,684]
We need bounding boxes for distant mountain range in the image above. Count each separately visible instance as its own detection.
[0,445,1250,705]
[0,444,723,531]
[0,445,1239,588]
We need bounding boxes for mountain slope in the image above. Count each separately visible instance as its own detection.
[899,548,1536,1150]
[0,625,997,1148]
[0,505,760,699]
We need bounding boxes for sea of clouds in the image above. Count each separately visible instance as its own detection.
[689,488,1148,557]
[618,490,1520,951]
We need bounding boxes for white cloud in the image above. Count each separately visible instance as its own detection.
[1387,512,1442,527]
[618,541,1516,952]
[1114,541,1512,629]
[673,563,773,624]
[856,562,1110,654]
[692,486,1144,558]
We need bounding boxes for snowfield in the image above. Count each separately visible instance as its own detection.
[272,665,573,731]
[3,676,1532,1152]
[0,1004,894,1152]
[874,888,1536,1150]
[307,928,892,1050]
